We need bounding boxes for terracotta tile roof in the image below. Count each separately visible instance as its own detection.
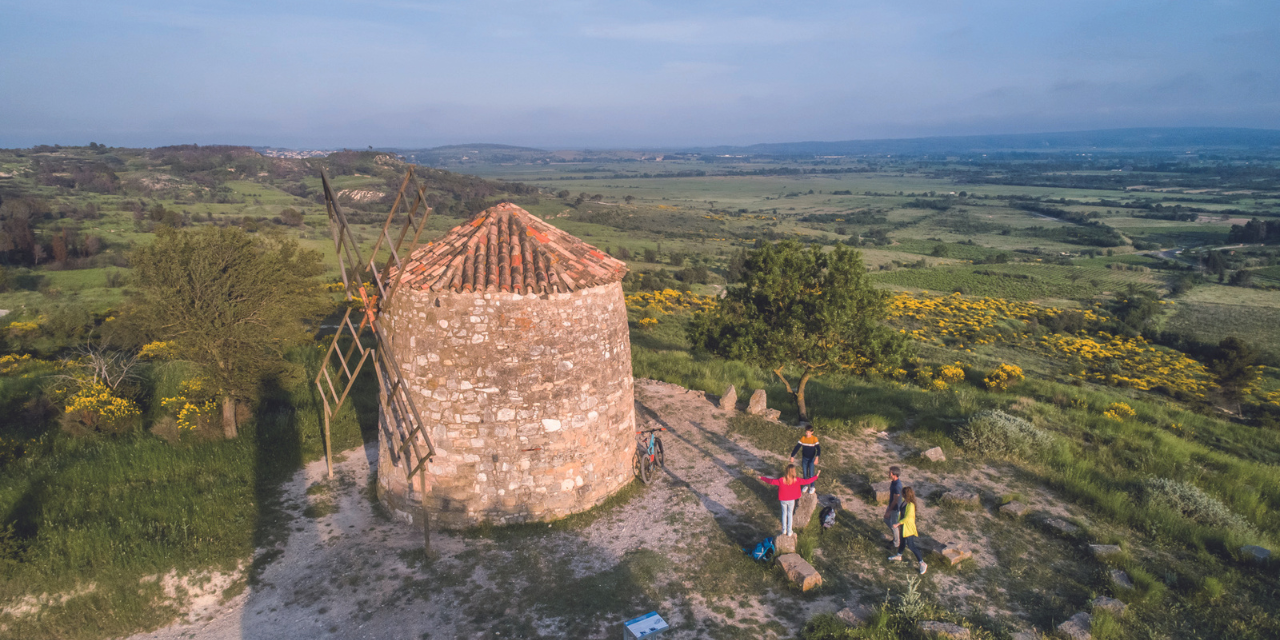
[395,202,628,294]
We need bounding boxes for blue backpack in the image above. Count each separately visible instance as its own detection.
[747,536,776,562]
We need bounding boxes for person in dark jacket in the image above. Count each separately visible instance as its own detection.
[883,466,903,548]
[789,425,821,494]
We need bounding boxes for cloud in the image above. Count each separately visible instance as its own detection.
[582,17,834,45]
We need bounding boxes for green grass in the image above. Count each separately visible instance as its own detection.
[1164,301,1280,360]
[871,262,1163,300]
[0,347,368,639]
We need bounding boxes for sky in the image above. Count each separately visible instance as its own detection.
[1,0,1278,149]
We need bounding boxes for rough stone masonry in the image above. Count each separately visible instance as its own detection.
[374,204,636,529]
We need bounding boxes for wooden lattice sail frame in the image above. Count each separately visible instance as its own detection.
[314,167,437,551]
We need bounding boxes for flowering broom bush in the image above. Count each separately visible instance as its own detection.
[161,378,219,431]
[1103,402,1136,421]
[984,364,1024,392]
[62,381,141,435]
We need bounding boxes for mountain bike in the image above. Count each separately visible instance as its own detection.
[635,427,665,485]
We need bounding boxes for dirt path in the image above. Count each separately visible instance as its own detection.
[127,380,1093,639]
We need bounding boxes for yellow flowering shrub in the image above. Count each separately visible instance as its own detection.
[984,364,1025,392]
[938,364,966,384]
[1103,402,1136,421]
[625,289,718,315]
[931,379,949,392]
[138,341,177,360]
[63,381,141,434]
[0,354,33,375]
[161,377,219,431]
[888,292,1215,398]
[1035,333,1211,396]
[7,321,40,337]
[637,317,659,330]
[889,292,1106,345]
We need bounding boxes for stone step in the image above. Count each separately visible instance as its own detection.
[776,533,797,554]
[941,548,973,566]
[999,501,1029,518]
[776,553,823,591]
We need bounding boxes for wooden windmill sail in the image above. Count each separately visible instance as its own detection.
[314,167,437,550]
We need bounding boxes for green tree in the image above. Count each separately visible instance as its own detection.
[128,226,328,437]
[689,240,909,420]
[1211,336,1258,407]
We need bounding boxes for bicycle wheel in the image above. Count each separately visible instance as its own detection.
[640,453,653,485]
[633,448,645,480]
[654,437,665,469]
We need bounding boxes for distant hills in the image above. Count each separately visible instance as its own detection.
[694,127,1280,157]
[386,127,1280,164]
[395,144,551,165]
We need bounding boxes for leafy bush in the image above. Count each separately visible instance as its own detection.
[1142,477,1257,538]
[955,409,1052,460]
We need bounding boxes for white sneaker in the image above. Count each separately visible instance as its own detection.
[919,562,928,575]
[888,554,902,562]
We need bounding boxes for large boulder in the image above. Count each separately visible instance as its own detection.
[836,605,872,628]
[1043,517,1080,536]
[999,501,1029,518]
[1109,569,1134,590]
[920,446,947,462]
[942,489,980,507]
[918,621,970,638]
[719,385,737,412]
[795,492,819,530]
[747,389,769,415]
[776,553,823,591]
[1241,545,1271,563]
[1091,596,1126,617]
[1090,544,1122,559]
[872,481,892,504]
[1056,612,1092,640]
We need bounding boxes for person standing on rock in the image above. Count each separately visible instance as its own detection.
[889,487,927,575]
[759,464,820,536]
[789,425,821,494]
[883,466,903,549]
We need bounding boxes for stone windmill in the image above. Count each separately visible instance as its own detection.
[315,172,637,548]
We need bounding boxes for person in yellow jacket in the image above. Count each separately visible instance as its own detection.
[888,487,927,575]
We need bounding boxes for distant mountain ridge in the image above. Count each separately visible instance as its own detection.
[689,127,1280,156]
[387,127,1280,164]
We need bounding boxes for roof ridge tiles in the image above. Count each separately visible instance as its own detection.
[394,202,627,295]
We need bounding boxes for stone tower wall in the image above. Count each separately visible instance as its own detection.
[377,281,635,529]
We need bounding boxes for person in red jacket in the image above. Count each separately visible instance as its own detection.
[759,464,820,536]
